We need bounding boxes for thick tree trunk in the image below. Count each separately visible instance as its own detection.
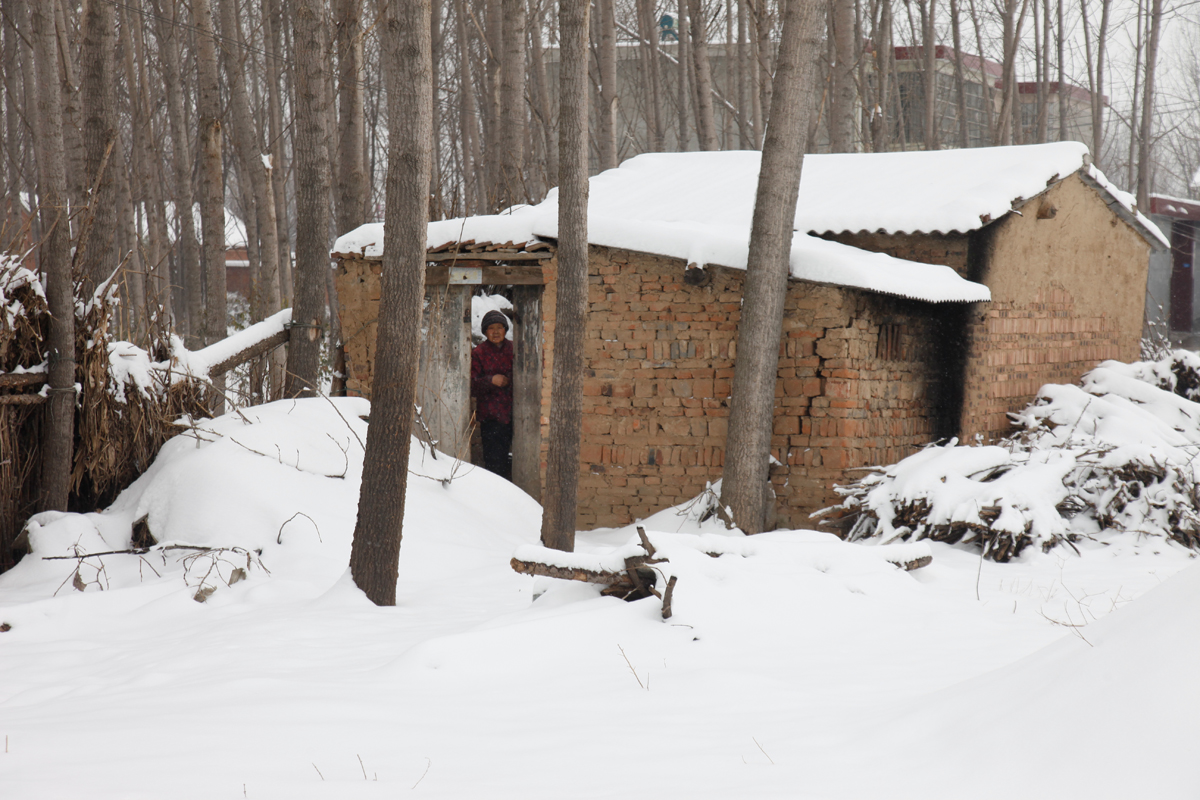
[596,0,618,168]
[1057,0,1066,142]
[349,0,433,606]
[720,0,823,534]
[53,0,86,212]
[192,0,226,360]
[335,0,368,234]
[540,0,590,552]
[687,0,719,151]
[499,0,528,204]
[920,0,937,150]
[871,0,891,152]
[287,0,334,397]
[828,0,856,152]
[1136,0,1163,210]
[31,0,74,513]
[78,0,121,294]
[1092,0,1111,163]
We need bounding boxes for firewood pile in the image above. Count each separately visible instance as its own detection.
[821,351,1200,562]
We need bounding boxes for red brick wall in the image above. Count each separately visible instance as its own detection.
[541,245,951,530]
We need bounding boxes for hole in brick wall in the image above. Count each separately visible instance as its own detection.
[876,323,904,361]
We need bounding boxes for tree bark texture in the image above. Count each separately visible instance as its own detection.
[219,0,282,324]
[596,0,619,169]
[31,0,74,513]
[499,0,528,206]
[335,0,368,234]
[78,0,121,294]
[152,0,202,347]
[287,0,334,397]
[193,0,226,353]
[687,0,719,151]
[349,0,433,606]
[720,0,823,534]
[828,0,856,152]
[1136,0,1163,209]
[540,0,590,552]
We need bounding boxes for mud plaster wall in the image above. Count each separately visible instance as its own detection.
[824,174,1151,442]
[543,245,950,531]
[957,173,1150,439]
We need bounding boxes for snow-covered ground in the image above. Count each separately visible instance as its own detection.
[1,398,1196,799]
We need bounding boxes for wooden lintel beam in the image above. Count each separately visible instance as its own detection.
[426,264,546,286]
[425,251,552,262]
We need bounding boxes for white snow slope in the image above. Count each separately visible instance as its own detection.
[0,398,1196,799]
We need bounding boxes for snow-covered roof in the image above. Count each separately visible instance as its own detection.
[334,142,1168,304]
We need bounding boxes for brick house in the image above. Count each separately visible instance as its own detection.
[332,142,1165,531]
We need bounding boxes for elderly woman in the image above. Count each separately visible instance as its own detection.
[470,309,514,480]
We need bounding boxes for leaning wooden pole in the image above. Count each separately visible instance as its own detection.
[540,0,590,552]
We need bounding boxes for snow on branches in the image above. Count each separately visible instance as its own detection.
[824,351,1200,561]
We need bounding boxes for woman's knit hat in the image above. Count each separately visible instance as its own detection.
[481,309,510,333]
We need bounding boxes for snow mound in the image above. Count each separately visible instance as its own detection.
[829,351,1200,560]
[6,397,541,606]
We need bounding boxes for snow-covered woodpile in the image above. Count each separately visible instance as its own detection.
[826,351,1200,561]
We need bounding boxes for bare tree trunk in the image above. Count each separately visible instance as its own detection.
[540,0,590,552]
[636,0,666,151]
[288,0,333,397]
[265,0,292,307]
[1136,0,1163,209]
[828,0,856,151]
[130,0,170,326]
[457,0,485,212]
[349,0,433,606]
[677,0,690,149]
[594,0,618,168]
[721,0,823,533]
[687,0,719,151]
[871,0,891,151]
[485,0,503,206]
[192,0,226,370]
[1057,0,1066,142]
[968,0,993,141]
[737,0,753,146]
[949,0,969,147]
[152,0,202,346]
[219,0,282,328]
[53,0,85,211]
[3,6,21,248]
[1126,0,1144,188]
[78,0,121,294]
[995,0,1030,146]
[499,0,528,204]
[31,0,74,513]
[919,0,937,150]
[335,0,368,234]
[1036,0,1050,142]
[1092,0,1111,161]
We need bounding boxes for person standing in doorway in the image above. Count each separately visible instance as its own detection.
[471,309,514,480]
